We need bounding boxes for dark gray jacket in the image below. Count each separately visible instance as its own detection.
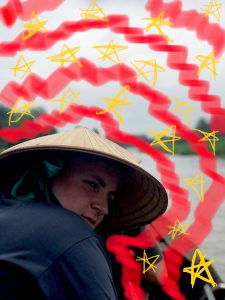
[0,194,117,300]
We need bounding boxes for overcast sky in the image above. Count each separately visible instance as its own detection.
[0,0,224,136]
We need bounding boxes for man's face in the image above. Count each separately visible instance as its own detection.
[51,159,119,229]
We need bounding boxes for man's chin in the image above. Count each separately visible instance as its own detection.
[81,215,98,229]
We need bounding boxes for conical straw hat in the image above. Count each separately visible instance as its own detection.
[0,126,168,230]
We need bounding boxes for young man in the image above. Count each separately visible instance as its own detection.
[0,126,168,299]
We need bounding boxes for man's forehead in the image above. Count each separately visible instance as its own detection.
[61,154,125,184]
[66,161,119,187]
[71,157,111,169]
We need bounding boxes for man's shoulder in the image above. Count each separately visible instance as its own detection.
[0,197,96,257]
[17,199,94,240]
[0,197,99,278]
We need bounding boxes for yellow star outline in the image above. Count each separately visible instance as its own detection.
[170,98,196,125]
[194,128,219,156]
[47,44,83,67]
[9,55,36,80]
[92,40,128,64]
[168,219,190,240]
[149,125,181,155]
[131,59,165,89]
[136,250,160,274]
[201,0,222,23]
[50,88,81,114]
[80,0,108,21]
[184,173,205,202]
[183,248,217,288]
[7,98,35,126]
[22,11,48,41]
[196,51,219,80]
[96,85,133,124]
[143,11,173,42]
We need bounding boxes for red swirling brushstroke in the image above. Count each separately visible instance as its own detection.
[0,59,136,106]
[0,16,137,56]
[146,0,225,57]
[0,102,188,300]
[1,57,224,118]
[1,57,223,190]
[136,1,225,296]
[1,6,224,57]
[105,120,225,299]
[0,98,224,298]
[148,44,225,115]
[0,0,64,27]
[1,62,223,215]
[1,2,225,297]
[1,58,223,188]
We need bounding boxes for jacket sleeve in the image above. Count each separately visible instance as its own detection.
[37,236,117,300]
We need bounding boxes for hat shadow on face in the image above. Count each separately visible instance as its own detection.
[0,147,168,232]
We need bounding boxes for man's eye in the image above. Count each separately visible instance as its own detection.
[84,180,99,192]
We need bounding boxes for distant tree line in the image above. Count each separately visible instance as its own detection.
[128,118,225,158]
[0,103,224,157]
[0,104,57,151]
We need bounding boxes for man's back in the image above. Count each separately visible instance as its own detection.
[0,195,117,300]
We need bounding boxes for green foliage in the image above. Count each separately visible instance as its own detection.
[215,135,225,157]
[174,140,195,155]
[195,118,210,131]
[0,104,57,150]
[143,118,225,158]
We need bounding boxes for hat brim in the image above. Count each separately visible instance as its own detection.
[0,146,168,231]
[0,127,168,231]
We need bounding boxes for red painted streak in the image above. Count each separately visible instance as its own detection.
[0,0,64,27]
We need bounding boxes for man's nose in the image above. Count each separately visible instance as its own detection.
[92,194,109,215]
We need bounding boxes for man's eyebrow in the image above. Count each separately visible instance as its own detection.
[90,175,106,188]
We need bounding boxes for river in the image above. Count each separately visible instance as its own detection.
[132,150,225,281]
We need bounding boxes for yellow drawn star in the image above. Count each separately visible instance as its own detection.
[96,85,133,124]
[47,44,83,67]
[7,97,35,126]
[50,88,80,114]
[131,59,165,89]
[184,173,205,202]
[80,0,108,21]
[22,11,48,41]
[168,219,190,240]
[201,0,222,23]
[183,248,217,288]
[170,98,196,125]
[196,51,219,80]
[9,55,35,80]
[143,11,173,42]
[149,125,181,155]
[136,250,160,274]
[92,40,128,64]
[194,128,219,156]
